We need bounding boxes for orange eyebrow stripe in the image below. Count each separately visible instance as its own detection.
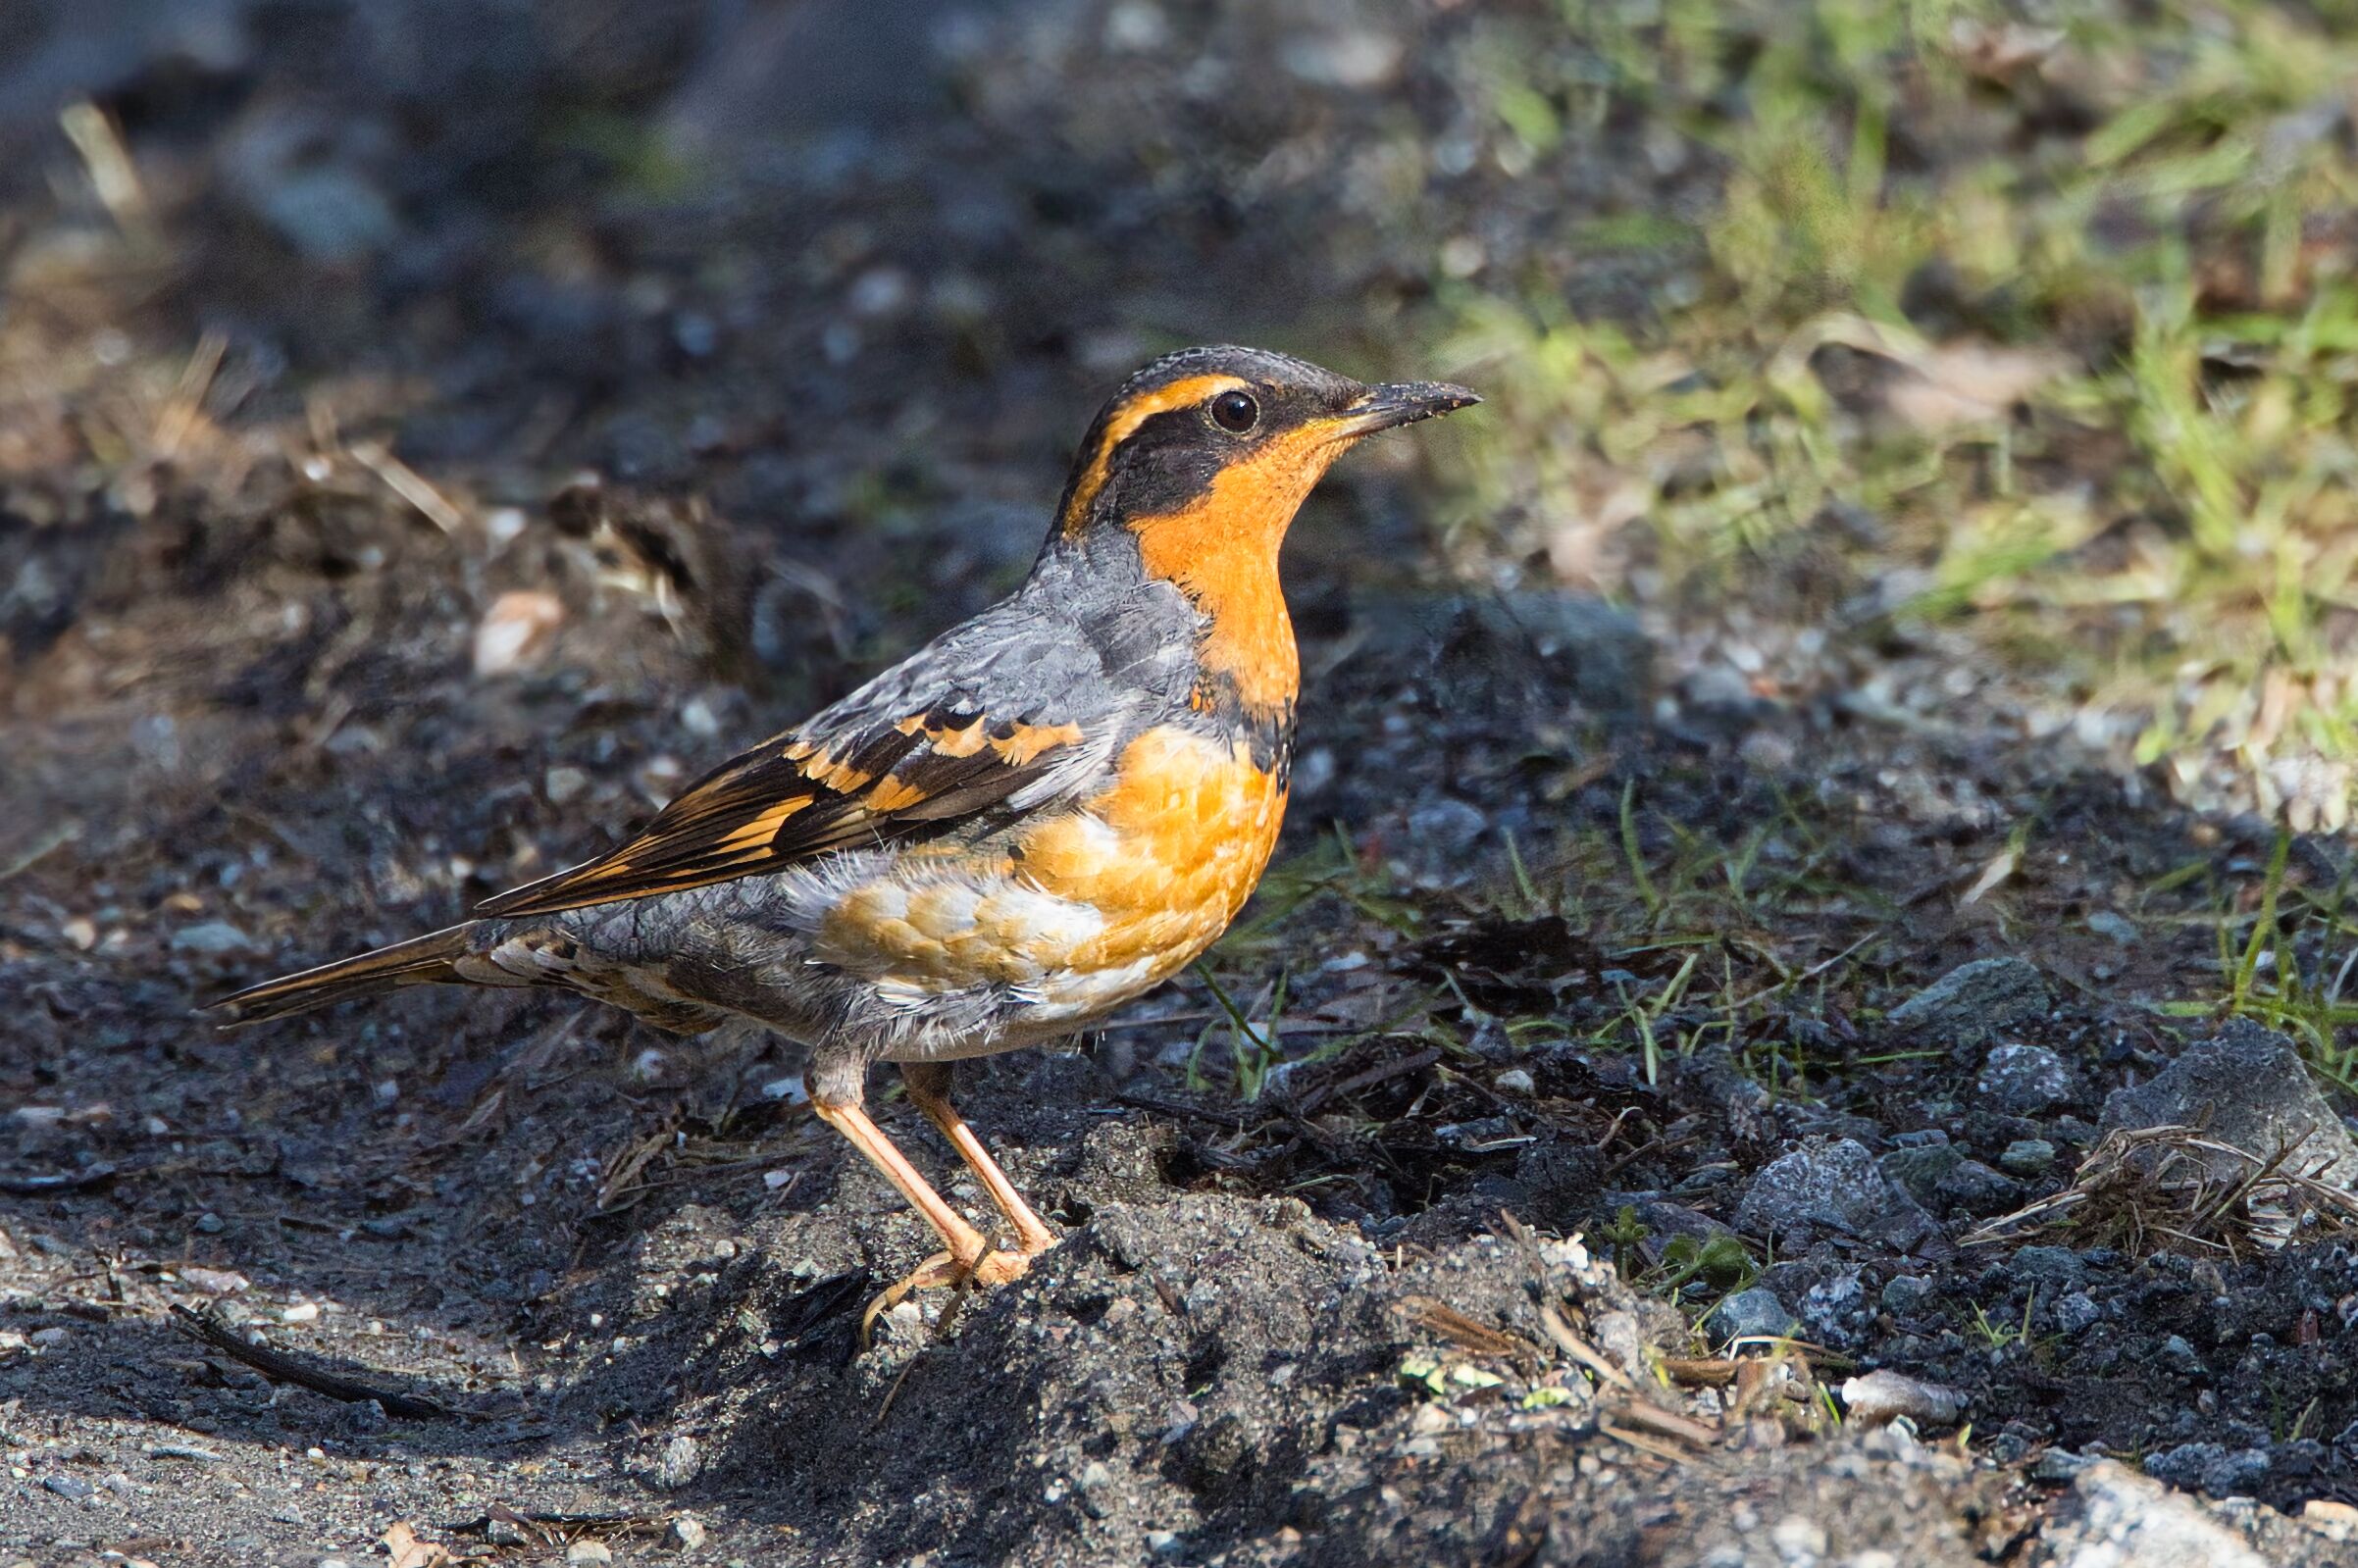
[1058,373,1252,534]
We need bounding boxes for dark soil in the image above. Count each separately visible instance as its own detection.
[7,4,2358,1565]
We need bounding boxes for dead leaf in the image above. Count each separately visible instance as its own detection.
[1948,19,2065,81]
[473,589,565,677]
[1886,341,2069,434]
[1959,846,2018,906]
[383,1521,453,1568]
[176,1265,250,1295]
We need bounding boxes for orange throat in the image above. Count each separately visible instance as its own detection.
[1129,427,1344,714]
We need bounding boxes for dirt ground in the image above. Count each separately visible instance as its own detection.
[9,4,2358,1565]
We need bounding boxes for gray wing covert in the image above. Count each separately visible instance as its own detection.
[476,601,1137,918]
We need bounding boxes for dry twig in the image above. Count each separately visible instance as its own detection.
[170,1304,451,1419]
[1962,1124,2358,1258]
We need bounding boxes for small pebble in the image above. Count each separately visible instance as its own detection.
[565,1543,613,1567]
[1703,1287,1794,1345]
[171,920,255,957]
[1768,1514,1827,1561]
[1840,1369,1969,1428]
[1998,1138,2056,1175]
[655,1433,703,1490]
[1493,1068,1535,1095]
[673,1515,707,1549]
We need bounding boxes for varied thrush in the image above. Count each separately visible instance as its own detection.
[218,346,1479,1324]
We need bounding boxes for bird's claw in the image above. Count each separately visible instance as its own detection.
[860,1245,1037,1344]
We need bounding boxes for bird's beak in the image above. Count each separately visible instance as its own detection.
[1321,380,1483,441]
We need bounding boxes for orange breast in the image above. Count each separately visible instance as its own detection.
[1015,726,1289,985]
[808,725,1288,1017]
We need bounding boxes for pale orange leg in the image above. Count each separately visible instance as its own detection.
[901,1060,1060,1259]
[807,1083,1030,1340]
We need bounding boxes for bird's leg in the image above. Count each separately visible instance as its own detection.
[900,1060,1059,1260]
[803,1065,1028,1341]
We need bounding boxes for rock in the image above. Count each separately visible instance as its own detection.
[1677,664,1767,726]
[654,1432,702,1490]
[1879,1143,2021,1216]
[1998,1138,2056,1176]
[1800,1270,1869,1344]
[1767,1515,1828,1560]
[2142,1442,2273,1499]
[563,1543,612,1567]
[1702,1287,1793,1344]
[1407,797,1486,856]
[40,1472,92,1500]
[1075,1457,1116,1520]
[2047,1290,2101,1336]
[2309,1500,2358,1546]
[1736,1138,1942,1250]
[2086,910,2138,944]
[171,920,256,956]
[1889,957,2051,1039]
[2033,1448,2099,1483]
[256,168,400,264]
[2043,1461,2269,1565]
[1977,1043,2076,1114]
[2100,1021,2358,1187]
[1840,1369,1969,1428]
[1881,1275,1934,1314]
[1279,26,1403,88]
[218,105,401,264]
[672,1515,706,1549]
[2009,1244,2088,1291]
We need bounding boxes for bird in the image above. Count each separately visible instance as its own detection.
[216,345,1479,1329]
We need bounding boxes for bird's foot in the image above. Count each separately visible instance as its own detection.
[860,1242,1047,1345]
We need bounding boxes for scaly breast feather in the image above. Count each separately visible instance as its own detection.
[810,726,1287,1011]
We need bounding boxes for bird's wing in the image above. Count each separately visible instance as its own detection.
[476,610,1131,918]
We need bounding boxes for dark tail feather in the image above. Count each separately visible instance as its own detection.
[212,924,479,1026]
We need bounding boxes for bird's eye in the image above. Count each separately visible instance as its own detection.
[1209,390,1260,433]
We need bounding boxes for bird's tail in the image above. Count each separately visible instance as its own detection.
[212,923,481,1026]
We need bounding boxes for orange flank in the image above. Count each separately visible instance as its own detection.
[1023,726,1287,977]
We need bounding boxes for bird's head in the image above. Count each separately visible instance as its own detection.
[1052,344,1480,545]
[1046,345,1477,716]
